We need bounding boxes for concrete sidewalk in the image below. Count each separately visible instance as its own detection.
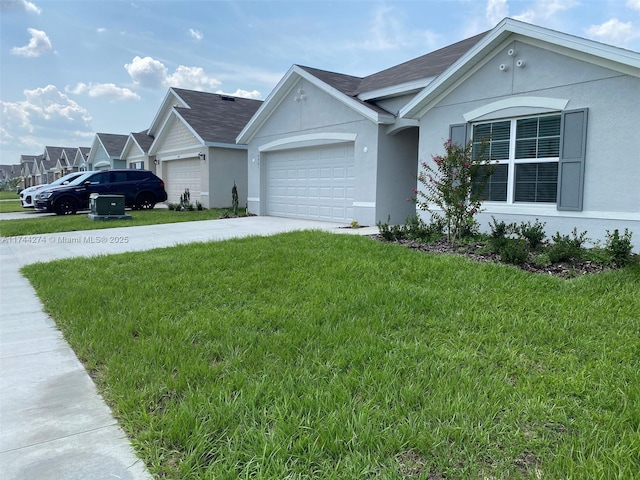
[0,216,377,479]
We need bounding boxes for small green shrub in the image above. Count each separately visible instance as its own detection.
[499,238,530,265]
[532,252,552,267]
[518,219,547,251]
[548,228,588,263]
[350,220,360,229]
[195,201,204,211]
[167,202,179,211]
[377,217,404,241]
[605,228,634,267]
[488,216,517,252]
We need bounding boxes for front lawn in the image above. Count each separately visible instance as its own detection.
[0,207,246,236]
[22,232,640,479]
[0,191,19,200]
[0,199,23,213]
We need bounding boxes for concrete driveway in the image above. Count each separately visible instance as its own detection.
[0,215,377,479]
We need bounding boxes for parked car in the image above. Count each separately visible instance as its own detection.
[20,172,85,208]
[34,169,168,215]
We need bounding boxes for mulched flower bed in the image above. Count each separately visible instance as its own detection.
[371,235,610,279]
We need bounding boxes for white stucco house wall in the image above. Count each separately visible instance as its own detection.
[401,18,640,247]
[236,33,484,226]
[238,17,639,246]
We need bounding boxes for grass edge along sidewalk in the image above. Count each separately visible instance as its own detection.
[22,231,640,479]
[0,208,245,236]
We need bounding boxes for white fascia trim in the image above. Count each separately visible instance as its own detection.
[474,203,640,222]
[237,65,395,144]
[203,141,248,150]
[293,67,395,124]
[400,17,640,119]
[236,66,298,144]
[387,118,420,135]
[259,133,357,152]
[157,152,202,162]
[149,110,204,155]
[93,160,111,168]
[463,97,569,121]
[147,88,189,136]
[357,77,435,101]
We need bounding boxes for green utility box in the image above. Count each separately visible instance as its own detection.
[88,193,132,220]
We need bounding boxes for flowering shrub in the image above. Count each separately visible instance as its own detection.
[414,139,493,244]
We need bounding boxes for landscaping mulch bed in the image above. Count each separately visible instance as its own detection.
[372,235,610,278]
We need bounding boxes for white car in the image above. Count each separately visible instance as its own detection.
[20,172,85,208]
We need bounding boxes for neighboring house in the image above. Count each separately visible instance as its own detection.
[19,155,40,188]
[238,17,639,246]
[121,131,155,172]
[72,147,91,171]
[0,164,21,189]
[237,32,485,225]
[147,88,262,208]
[400,17,640,246]
[87,133,128,170]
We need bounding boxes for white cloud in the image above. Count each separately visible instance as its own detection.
[167,65,221,90]
[628,0,640,11]
[356,5,441,52]
[124,56,222,91]
[216,89,261,100]
[586,18,640,46]
[486,0,509,25]
[65,82,140,101]
[97,27,107,33]
[0,0,41,14]
[189,28,203,41]
[1,85,92,150]
[124,56,169,89]
[512,0,578,23]
[10,28,52,57]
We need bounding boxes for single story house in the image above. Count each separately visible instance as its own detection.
[87,133,129,171]
[401,17,640,246]
[237,17,639,246]
[121,131,155,173]
[147,88,262,208]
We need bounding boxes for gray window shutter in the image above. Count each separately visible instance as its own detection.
[449,123,468,147]
[557,108,588,211]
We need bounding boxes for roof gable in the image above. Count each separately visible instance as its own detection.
[236,65,395,144]
[401,17,640,119]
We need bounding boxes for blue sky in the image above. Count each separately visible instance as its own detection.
[2,0,639,165]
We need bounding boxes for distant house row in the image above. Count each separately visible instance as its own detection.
[10,17,640,245]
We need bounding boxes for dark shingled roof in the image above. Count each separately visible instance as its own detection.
[171,88,263,144]
[132,130,154,153]
[96,133,129,157]
[296,31,487,114]
[358,31,488,93]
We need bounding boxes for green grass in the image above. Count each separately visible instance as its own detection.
[0,207,245,236]
[22,232,640,479]
[0,191,20,200]
[0,199,23,213]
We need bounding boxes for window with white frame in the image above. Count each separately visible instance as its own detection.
[472,114,561,203]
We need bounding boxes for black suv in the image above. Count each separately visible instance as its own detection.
[35,169,168,215]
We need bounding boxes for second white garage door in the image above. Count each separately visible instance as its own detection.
[265,144,355,222]
[165,158,201,203]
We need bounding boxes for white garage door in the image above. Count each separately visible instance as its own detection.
[165,158,201,203]
[265,144,355,222]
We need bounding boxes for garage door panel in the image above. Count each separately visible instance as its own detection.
[265,144,355,222]
[166,158,201,203]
